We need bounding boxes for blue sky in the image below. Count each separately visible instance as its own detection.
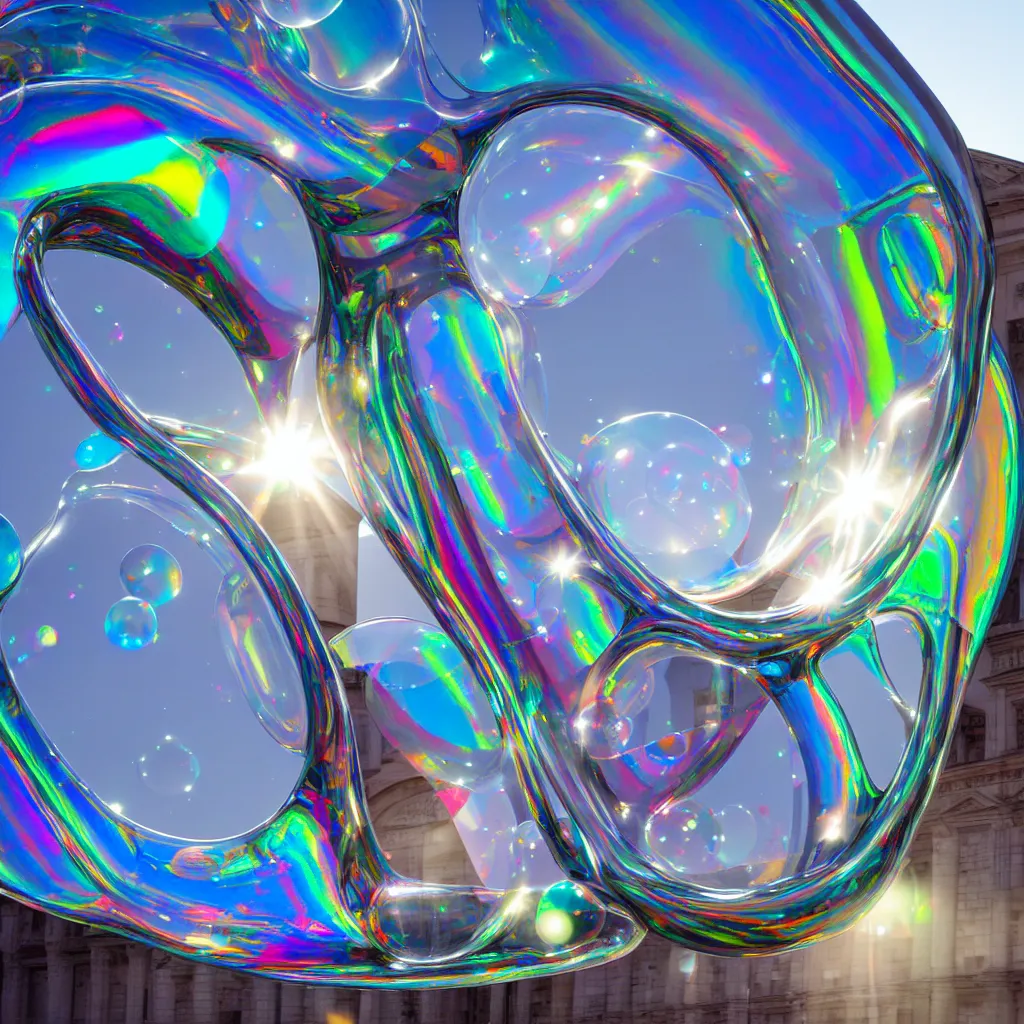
[859,0,1024,163]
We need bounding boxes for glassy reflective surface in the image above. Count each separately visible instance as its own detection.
[0,0,1018,988]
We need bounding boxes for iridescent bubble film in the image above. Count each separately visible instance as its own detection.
[120,543,183,606]
[104,596,159,651]
[0,0,1017,988]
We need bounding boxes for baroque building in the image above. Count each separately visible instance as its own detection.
[2,150,1024,1024]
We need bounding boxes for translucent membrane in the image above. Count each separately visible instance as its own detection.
[0,0,1016,986]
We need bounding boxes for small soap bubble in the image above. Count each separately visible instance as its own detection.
[104,597,158,650]
[119,545,182,606]
[109,322,124,343]
[715,803,758,868]
[576,412,752,589]
[94,304,104,314]
[258,0,344,28]
[0,515,22,594]
[136,736,199,797]
[645,799,721,875]
[534,881,605,949]
[75,431,123,471]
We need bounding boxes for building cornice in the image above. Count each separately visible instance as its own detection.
[970,149,1024,207]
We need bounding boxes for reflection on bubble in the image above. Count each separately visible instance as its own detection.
[104,597,158,650]
[119,544,182,606]
[461,104,732,309]
[715,424,753,468]
[35,625,57,650]
[75,432,123,471]
[535,881,605,949]
[170,846,225,880]
[510,820,563,888]
[332,619,502,787]
[215,569,306,753]
[715,804,757,868]
[0,515,21,594]
[576,412,751,589]
[136,736,200,797]
[258,0,345,28]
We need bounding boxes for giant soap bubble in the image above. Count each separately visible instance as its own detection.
[0,0,1018,988]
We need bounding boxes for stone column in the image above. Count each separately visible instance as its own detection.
[0,902,24,1024]
[930,829,960,1024]
[124,946,149,1024]
[357,987,379,1024]
[417,989,448,1024]
[723,957,751,1024]
[192,963,217,1024]
[251,978,279,1024]
[279,981,305,1024]
[87,945,111,1024]
[45,941,73,1024]
[149,951,177,1024]
[993,824,1015,1022]
[305,984,339,1021]
[485,984,508,1024]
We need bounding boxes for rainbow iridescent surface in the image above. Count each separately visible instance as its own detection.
[0,0,1019,986]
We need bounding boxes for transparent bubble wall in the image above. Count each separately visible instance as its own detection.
[0,0,1019,986]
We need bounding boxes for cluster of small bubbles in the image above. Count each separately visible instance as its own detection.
[0,515,22,594]
[109,322,124,343]
[103,545,182,650]
[104,596,158,650]
[74,431,123,471]
[120,544,182,606]
[575,412,752,589]
[136,735,200,797]
[645,799,721,875]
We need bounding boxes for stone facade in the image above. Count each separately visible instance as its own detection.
[2,151,1024,1024]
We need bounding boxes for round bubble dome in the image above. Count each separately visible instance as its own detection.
[0,0,1018,990]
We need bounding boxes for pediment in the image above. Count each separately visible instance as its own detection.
[971,150,1024,203]
[934,792,1004,819]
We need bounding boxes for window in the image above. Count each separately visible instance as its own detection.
[1009,317,1024,347]
[963,709,986,763]
[948,707,986,765]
